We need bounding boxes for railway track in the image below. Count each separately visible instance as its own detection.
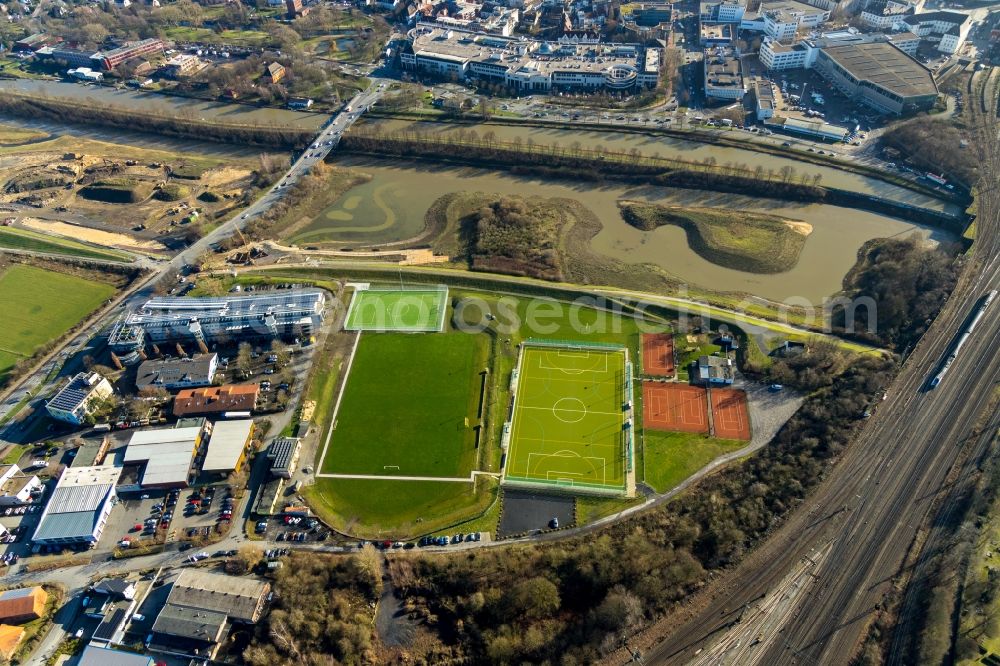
[635,67,1000,666]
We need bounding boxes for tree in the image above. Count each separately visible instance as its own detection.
[504,576,560,620]
[269,339,290,366]
[237,342,253,376]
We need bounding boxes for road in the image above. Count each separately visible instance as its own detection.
[634,71,1000,666]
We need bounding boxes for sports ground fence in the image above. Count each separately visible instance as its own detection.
[343,283,449,332]
[500,338,634,497]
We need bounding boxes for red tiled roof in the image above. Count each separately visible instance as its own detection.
[173,384,260,417]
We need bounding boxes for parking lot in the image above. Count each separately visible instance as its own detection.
[254,513,332,545]
[105,484,237,554]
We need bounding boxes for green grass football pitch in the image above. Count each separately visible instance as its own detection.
[321,332,486,478]
[344,287,447,332]
[505,345,628,494]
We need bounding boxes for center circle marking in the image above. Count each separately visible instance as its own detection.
[552,397,587,423]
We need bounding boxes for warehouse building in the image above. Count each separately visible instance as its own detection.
[14,33,61,52]
[78,646,155,666]
[202,419,255,475]
[172,384,260,417]
[122,426,204,489]
[32,466,121,546]
[109,290,326,355]
[758,31,936,114]
[401,24,661,93]
[150,571,270,660]
[136,354,219,392]
[813,40,937,114]
[46,372,113,425]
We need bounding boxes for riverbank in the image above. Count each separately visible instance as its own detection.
[365,111,964,208]
[338,129,969,234]
[0,87,317,149]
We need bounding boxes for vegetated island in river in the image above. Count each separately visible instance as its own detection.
[617,200,813,274]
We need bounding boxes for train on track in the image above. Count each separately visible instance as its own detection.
[929,289,998,389]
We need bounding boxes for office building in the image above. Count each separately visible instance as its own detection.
[109,290,326,354]
[401,24,661,93]
[46,372,113,425]
[136,354,218,392]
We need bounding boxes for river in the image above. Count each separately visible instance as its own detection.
[364,118,960,215]
[298,157,952,303]
[0,79,328,129]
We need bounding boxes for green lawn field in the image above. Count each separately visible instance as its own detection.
[642,430,745,493]
[344,287,448,332]
[505,344,628,494]
[303,477,497,538]
[0,228,130,263]
[0,265,115,379]
[321,332,487,477]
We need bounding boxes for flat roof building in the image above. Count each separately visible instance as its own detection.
[401,24,661,93]
[91,38,167,71]
[697,355,735,385]
[704,46,745,99]
[754,79,776,120]
[173,384,260,417]
[765,114,850,140]
[202,419,255,474]
[46,372,113,425]
[814,40,936,114]
[136,354,218,392]
[123,426,204,488]
[266,437,301,479]
[78,645,155,666]
[759,31,936,114]
[109,290,326,355]
[33,466,121,546]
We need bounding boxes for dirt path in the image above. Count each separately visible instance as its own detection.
[21,217,165,252]
[376,555,418,648]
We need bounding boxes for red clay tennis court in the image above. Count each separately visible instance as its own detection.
[642,382,709,434]
[710,388,751,441]
[642,333,675,377]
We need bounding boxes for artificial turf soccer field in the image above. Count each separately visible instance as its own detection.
[504,345,629,494]
[344,287,447,332]
[321,332,486,478]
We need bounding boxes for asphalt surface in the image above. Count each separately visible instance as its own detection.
[636,73,1000,666]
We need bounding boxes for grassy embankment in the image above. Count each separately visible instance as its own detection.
[0,227,131,263]
[617,200,812,274]
[0,123,48,145]
[0,264,117,381]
